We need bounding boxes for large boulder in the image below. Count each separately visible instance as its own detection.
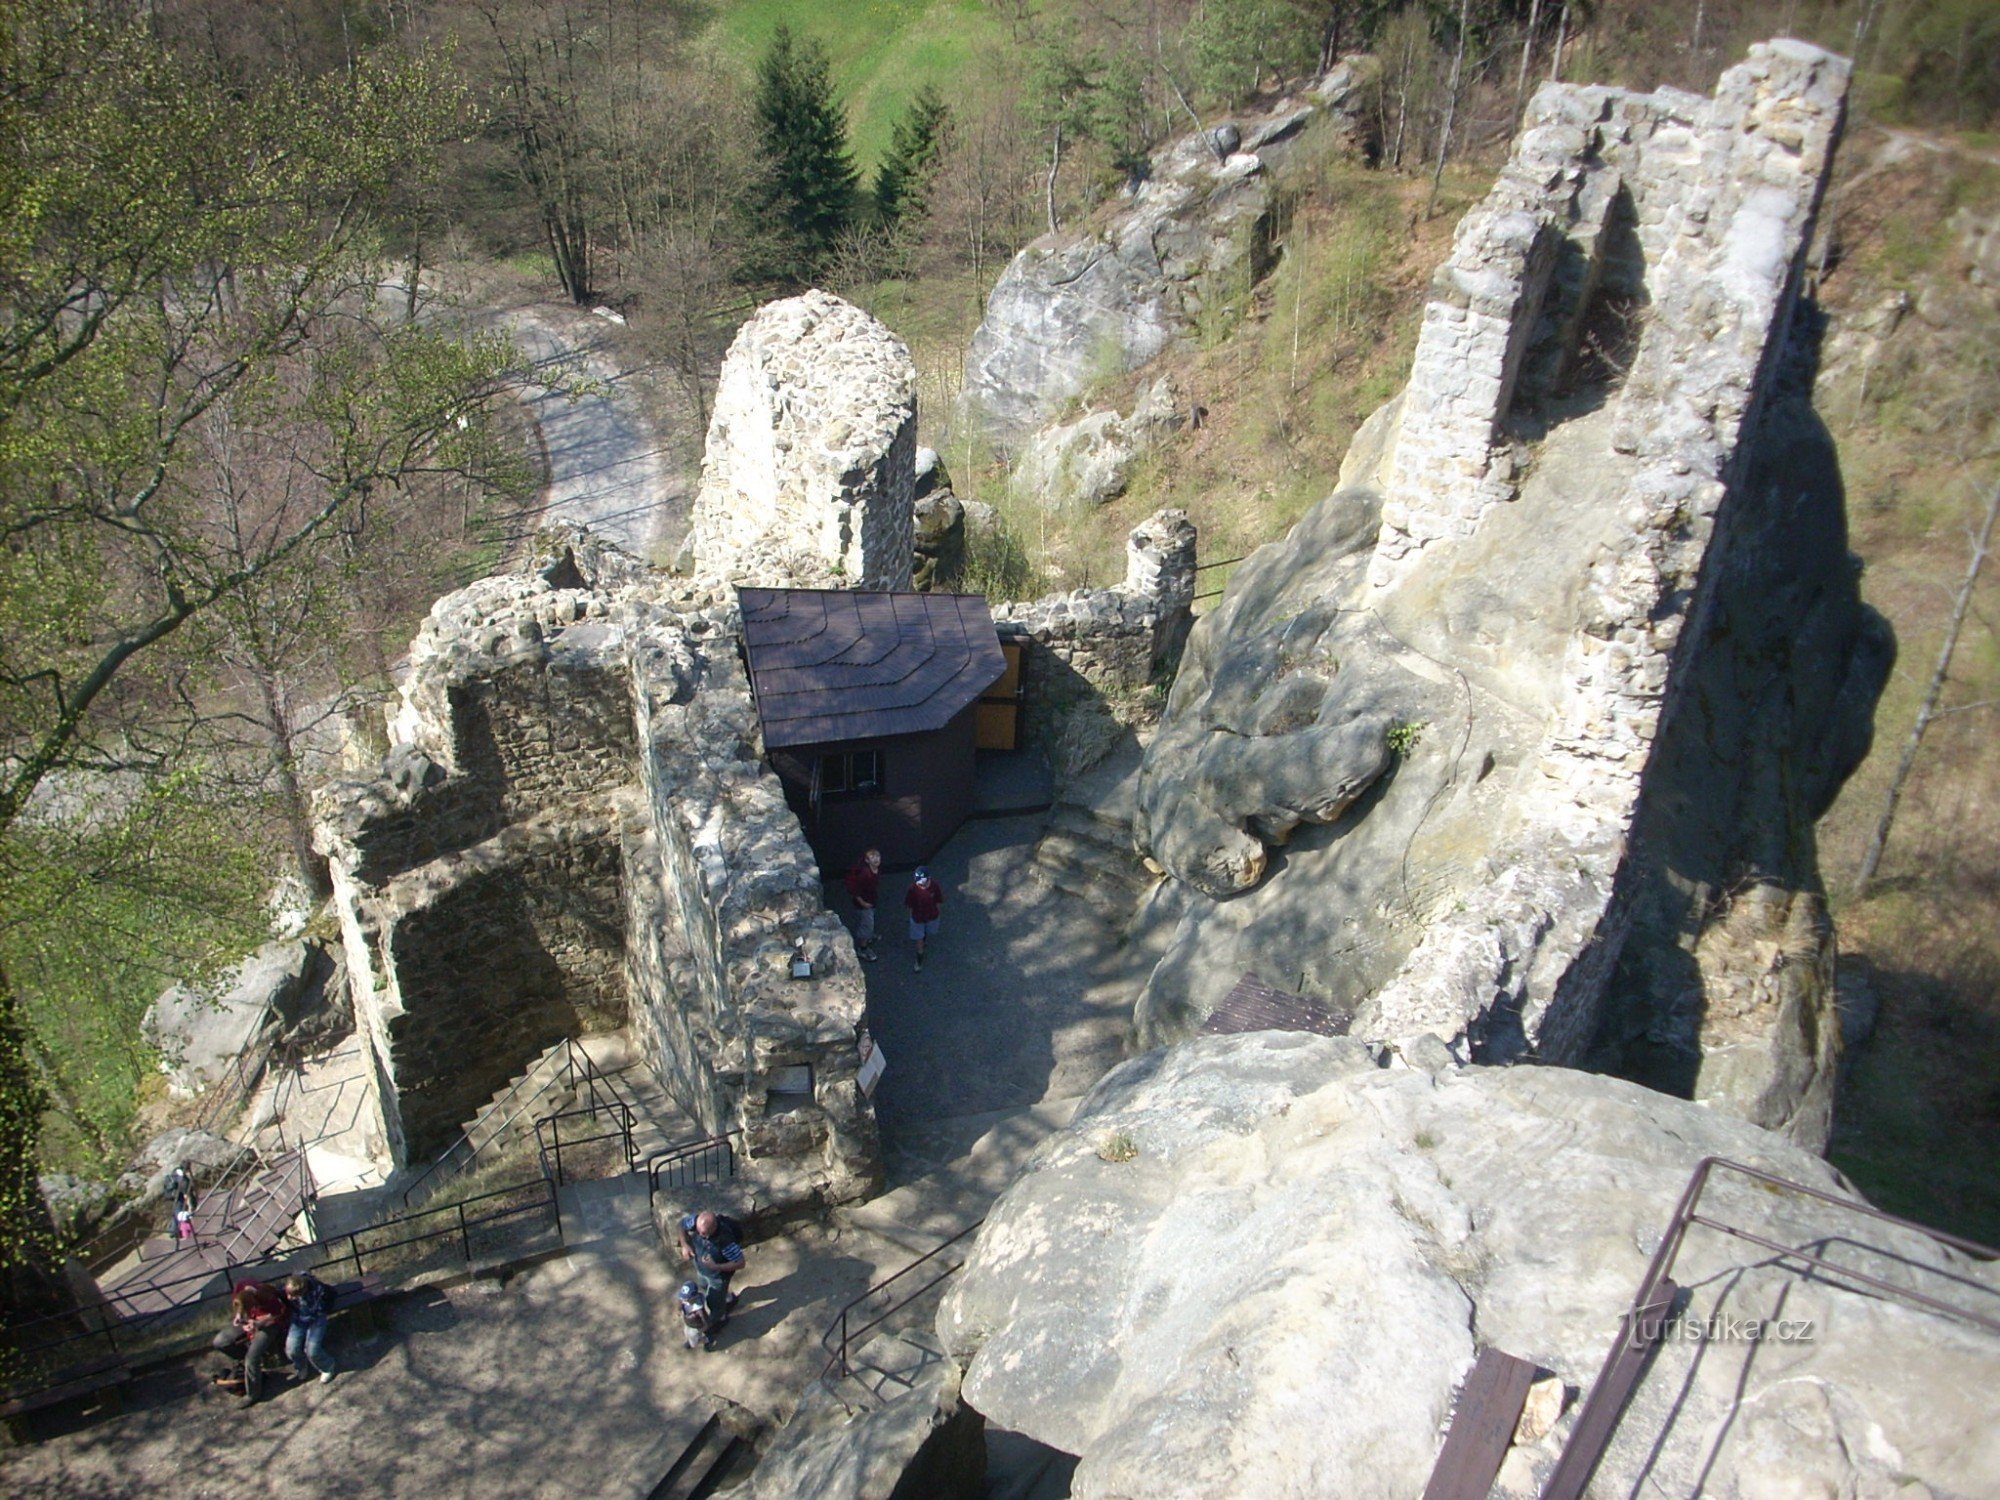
[143,939,314,1097]
[957,97,1356,454]
[745,1336,984,1500]
[938,1034,2000,1499]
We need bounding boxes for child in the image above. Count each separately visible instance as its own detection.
[676,1281,712,1352]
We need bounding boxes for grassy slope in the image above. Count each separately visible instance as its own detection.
[1809,130,2000,1242]
[704,0,1004,172]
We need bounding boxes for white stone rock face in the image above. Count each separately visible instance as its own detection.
[1127,44,1883,1148]
[939,1035,2000,1500]
[687,290,917,590]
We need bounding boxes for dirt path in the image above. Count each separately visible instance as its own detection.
[503,307,690,562]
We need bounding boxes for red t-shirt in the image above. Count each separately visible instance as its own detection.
[233,1280,291,1335]
[845,863,880,908]
[904,879,943,923]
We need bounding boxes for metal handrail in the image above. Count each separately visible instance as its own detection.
[1541,1156,2000,1500]
[400,1037,603,1208]
[818,1218,985,1383]
[3,1176,561,1401]
[645,1132,740,1203]
[534,1099,636,1188]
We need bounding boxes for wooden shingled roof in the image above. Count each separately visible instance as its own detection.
[739,588,1007,749]
[1200,972,1351,1038]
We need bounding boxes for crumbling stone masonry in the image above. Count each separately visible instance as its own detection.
[993,508,1197,751]
[314,538,880,1198]
[684,291,917,592]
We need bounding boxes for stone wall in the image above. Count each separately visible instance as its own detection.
[624,603,879,1199]
[993,509,1196,757]
[380,811,626,1161]
[315,536,880,1194]
[1125,44,1872,1147]
[685,291,917,591]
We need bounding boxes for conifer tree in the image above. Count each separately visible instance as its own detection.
[875,84,950,232]
[749,25,860,284]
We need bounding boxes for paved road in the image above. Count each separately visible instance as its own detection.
[503,307,690,562]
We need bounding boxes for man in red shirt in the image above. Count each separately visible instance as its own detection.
[904,867,944,973]
[843,848,882,963]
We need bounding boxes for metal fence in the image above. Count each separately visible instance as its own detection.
[818,1218,984,1384]
[2,1177,561,1402]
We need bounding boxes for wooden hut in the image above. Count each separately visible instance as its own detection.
[740,588,1007,873]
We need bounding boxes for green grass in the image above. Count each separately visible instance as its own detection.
[704,0,1003,172]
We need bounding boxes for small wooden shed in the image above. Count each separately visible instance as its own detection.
[740,588,1007,874]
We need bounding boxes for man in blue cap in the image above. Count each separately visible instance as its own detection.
[904,867,944,972]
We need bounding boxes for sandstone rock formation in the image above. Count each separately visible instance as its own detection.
[938,1033,2000,1499]
[142,939,322,1098]
[1010,376,1184,509]
[957,79,1367,454]
[745,1336,984,1500]
[1125,43,1887,1147]
[686,291,917,590]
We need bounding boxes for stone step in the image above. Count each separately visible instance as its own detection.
[649,1412,741,1500]
[1032,830,1158,906]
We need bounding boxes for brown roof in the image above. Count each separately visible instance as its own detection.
[1200,972,1351,1038]
[739,588,1007,750]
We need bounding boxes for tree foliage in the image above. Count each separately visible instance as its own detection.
[748,24,860,285]
[0,0,521,1298]
[875,84,951,234]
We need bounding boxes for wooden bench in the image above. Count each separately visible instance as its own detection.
[329,1272,390,1331]
[0,1354,132,1445]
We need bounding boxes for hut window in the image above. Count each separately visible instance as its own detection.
[819,749,882,797]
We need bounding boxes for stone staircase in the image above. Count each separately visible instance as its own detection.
[1030,734,1159,916]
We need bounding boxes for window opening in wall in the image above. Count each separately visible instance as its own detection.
[766,1064,813,1115]
[818,749,883,797]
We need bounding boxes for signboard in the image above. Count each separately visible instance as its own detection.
[857,1038,887,1097]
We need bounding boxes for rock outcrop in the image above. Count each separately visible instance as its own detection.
[1125,43,1887,1147]
[686,290,917,590]
[938,1033,2000,1499]
[1010,376,1184,509]
[957,78,1368,454]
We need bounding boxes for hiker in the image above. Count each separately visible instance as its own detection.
[161,1163,192,1218]
[844,847,882,962]
[904,867,944,972]
[284,1272,337,1385]
[676,1209,745,1346]
[210,1279,290,1405]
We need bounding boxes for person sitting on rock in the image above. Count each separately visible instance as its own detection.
[676,1209,745,1346]
[210,1278,290,1406]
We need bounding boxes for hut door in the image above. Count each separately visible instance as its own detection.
[976,641,1024,751]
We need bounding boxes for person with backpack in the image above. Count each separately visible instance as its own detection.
[284,1272,337,1385]
[676,1209,746,1347]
